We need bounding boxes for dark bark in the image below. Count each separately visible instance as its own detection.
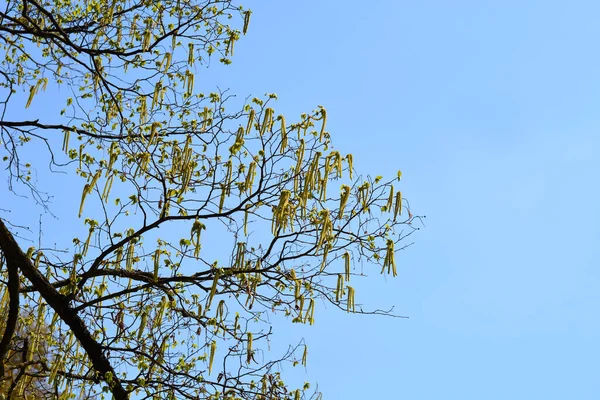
[0,219,129,399]
[0,231,19,379]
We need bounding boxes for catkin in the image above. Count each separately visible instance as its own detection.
[347,154,354,179]
[381,239,397,276]
[394,191,403,220]
[335,274,344,302]
[188,43,194,66]
[246,333,253,364]
[386,185,394,212]
[206,271,221,311]
[137,310,148,340]
[62,130,70,152]
[339,185,350,218]
[294,139,305,176]
[243,11,251,35]
[343,252,351,281]
[302,345,308,366]
[347,286,355,312]
[318,106,327,141]
[208,341,217,374]
[153,249,160,281]
[278,115,287,151]
[245,108,255,134]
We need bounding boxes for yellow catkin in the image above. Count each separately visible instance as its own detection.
[126,240,135,271]
[48,353,63,384]
[138,96,148,124]
[82,225,94,256]
[137,310,148,341]
[106,142,119,175]
[394,191,402,220]
[154,298,166,327]
[278,115,287,152]
[294,139,305,176]
[316,210,332,250]
[206,271,221,311]
[188,43,194,66]
[306,152,321,193]
[208,341,217,374]
[246,332,253,364]
[162,52,172,72]
[235,242,246,269]
[320,159,331,201]
[243,204,250,236]
[142,29,151,51]
[347,286,355,312]
[151,80,162,110]
[114,246,123,269]
[226,31,236,56]
[318,106,327,141]
[218,184,227,213]
[260,108,274,135]
[191,220,205,258]
[339,185,350,218]
[158,337,168,363]
[343,252,351,281]
[34,251,43,268]
[328,151,342,178]
[28,303,46,362]
[243,11,252,35]
[320,244,330,272]
[261,375,268,395]
[245,161,256,193]
[347,154,353,179]
[294,279,301,302]
[153,249,160,281]
[78,170,101,217]
[245,108,255,134]
[381,239,397,276]
[335,274,344,302]
[272,190,292,234]
[25,85,36,108]
[296,296,305,321]
[305,298,315,325]
[102,173,114,202]
[302,345,308,366]
[185,70,194,97]
[386,185,394,212]
[224,161,233,195]
[149,121,161,145]
[229,126,245,156]
[78,184,90,218]
[62,130,70,152]
[216,300,225,323]
[234,313,239,336]
[357,182,369,212]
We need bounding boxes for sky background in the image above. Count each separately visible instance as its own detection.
[3,0,600,399]
[206,1,599,398]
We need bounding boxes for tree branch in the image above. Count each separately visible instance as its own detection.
[0,231,19,380]
[0,219,129,399]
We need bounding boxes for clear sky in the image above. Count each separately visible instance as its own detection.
[4,0,600,399]
[209,1,599,398]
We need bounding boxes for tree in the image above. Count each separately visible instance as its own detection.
[0,1,420,399]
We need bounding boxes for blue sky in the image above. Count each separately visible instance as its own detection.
[3,0,600,398]
[212,1,600,398]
